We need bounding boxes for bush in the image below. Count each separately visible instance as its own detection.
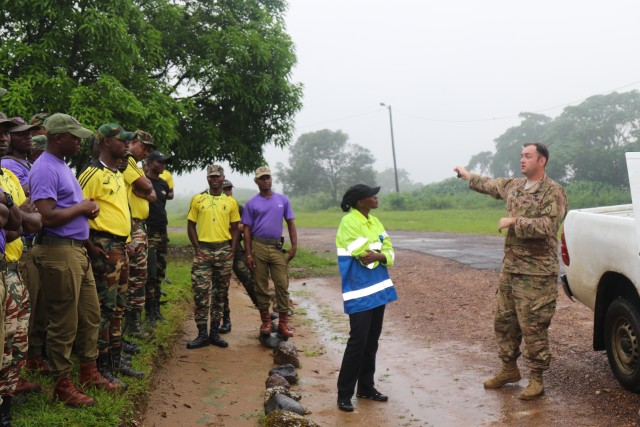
[565,180,631,209]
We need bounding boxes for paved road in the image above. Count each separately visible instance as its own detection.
[389,230,505,270]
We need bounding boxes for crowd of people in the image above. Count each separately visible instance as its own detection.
[0,87,182,425]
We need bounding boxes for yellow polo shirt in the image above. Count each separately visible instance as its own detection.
[160,170,174,190]
[123,156,149,220]
[1,168,26,262]
[78,161,131,238]
[187,191,239,243]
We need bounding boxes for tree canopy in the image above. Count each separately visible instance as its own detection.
[0,0,302,173]
[468,91,640,188]
[276,129,376,203]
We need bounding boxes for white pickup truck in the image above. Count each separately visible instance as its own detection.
[561,152,640,392]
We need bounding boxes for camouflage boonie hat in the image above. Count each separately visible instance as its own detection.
[207,164,224,176]
[255,165,271,178]
[30,112,49,127]
[31,135,47,151]
[97,123,136,142]
[134,129,156,148]
[44,113,93,138]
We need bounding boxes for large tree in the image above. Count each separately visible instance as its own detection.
[277,129,376,202]
[0,0,302,173]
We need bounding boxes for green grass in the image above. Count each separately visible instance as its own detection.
[289,247,337,278]
[13,258,193,427]
[295,207,505,235]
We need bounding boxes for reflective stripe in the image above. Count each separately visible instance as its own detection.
[389,250,395,262]
[380,232,389,238]
[347,237,368,254]
[343,279,394,301]
[337,247,350,256]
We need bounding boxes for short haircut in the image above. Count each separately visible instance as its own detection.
[524,142,549,164]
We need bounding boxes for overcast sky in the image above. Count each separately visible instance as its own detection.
[175,0,640,194]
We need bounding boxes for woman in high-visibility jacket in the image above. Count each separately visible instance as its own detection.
[335,184,397,413]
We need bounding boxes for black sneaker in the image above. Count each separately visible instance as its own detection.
[337,399,354,412]
[356,388,388,402]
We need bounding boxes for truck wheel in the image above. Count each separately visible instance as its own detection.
[605,297,640,392]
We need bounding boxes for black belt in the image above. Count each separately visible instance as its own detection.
[198,241,230,249]
[39,236,86,248]
[252,236,282,246]
[90,230,128,243]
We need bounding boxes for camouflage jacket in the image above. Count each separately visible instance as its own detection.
[469,174,568,276]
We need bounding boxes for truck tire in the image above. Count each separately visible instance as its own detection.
[604,297,640,392]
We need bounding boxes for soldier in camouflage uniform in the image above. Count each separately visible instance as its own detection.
[220,180,258,334]
[455,142,567,401]
[122,130,156,339]
[79,123,135,389]
[186,165,240,350]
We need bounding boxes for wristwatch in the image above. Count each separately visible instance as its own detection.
[3,192,13,208]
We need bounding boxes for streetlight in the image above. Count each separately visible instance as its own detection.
[379,102,400,193]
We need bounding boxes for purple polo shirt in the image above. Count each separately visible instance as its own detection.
[1,158,30,186]
[29,152,89,240]
[241,192,294,239]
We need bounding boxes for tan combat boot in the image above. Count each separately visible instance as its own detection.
[483,361,521,389]
[518,369,544,400]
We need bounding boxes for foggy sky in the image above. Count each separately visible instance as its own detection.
[175,0,640,194]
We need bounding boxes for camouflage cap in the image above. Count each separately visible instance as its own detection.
[97,123,136,142]
[31,135,47,152]
[207,164,224,176]
[29,112,49,127]
[255,165,271,178]
[222,179,233,188]
[44,113,93,138]
[0,113,18,128]
[10,116,40,133]
[134,129,156,148]
[0,88,6,98]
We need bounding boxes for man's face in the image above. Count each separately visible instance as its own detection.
[108,136,130,159]
[149,159,166,175]
[222,186,233,197]
[0,124,12,156]
[207,174,224,190]
[9,130,32,154]
[129,139,152,161]
[520,145,545,178]
[59,132,83,157]
[255,175,272,191]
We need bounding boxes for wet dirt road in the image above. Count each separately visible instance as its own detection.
[144,228,640,426]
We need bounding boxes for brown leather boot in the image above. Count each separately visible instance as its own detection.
[25,356,50,375]
[259,310,272,335]
[15,378,42,394]
[277,311,294,338]
[79,361,121,392]
[483,361,521,389]
[53,376,95,407]
[519,369,545,400]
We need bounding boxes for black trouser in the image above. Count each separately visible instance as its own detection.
[337,304,386,400]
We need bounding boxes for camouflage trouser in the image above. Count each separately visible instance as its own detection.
[225,245,258,316]
[191,243,233,326]
[89,235,128,352]
[127,220,147,312]
[495,272,558,371]
[147,228,168,301]
[0,268,29,395]
[21,246,47,358]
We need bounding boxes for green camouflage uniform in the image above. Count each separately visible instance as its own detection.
[127,220,147,311]
[147,228,168,302]
[191,245,233,326]
[89,236,128,352]
[0,269,29,395]
[469,174,567,371]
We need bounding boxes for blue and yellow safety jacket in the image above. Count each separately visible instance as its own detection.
[336,209,397,314]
